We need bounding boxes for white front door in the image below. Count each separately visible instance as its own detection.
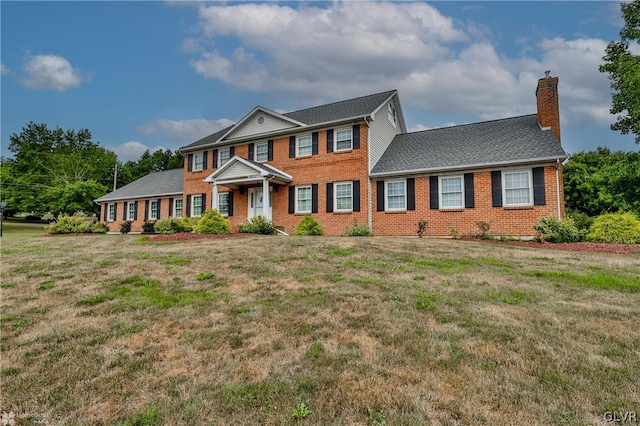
[248,188,271,220]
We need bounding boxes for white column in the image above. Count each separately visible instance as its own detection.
[262,178,270,220]
[212,183,218,210]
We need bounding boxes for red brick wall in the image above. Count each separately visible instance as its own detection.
[372,166,564,237]
[102,196,181,232]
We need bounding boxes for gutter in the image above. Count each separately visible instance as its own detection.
[94,192,183,203]
[556,158,562,220]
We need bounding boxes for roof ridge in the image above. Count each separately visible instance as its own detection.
[283,90,396,116]
[401,114,538,136]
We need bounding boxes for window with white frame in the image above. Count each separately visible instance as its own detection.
[296,185,312,213]
[386,180,406,210]
[439,176,464,209]
[193,153,204,171]
[388,102,397,127]
[192,195,203,217]
[334,182,353,212]
[150,200,159,220]
[219,148,231,167]
[218,193,229,216]
[128,202,136,220]
[503,170,532,206]
[255,142,268,162]
[297,135,312,157]
[174,199,183,218]
[335,128,353,151]
[108,203,115,221]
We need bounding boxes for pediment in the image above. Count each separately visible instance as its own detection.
[222,107,304,141]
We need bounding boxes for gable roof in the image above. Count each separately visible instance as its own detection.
[204,155,292,184]
[182,90,397,151]
[94,168,184,202]
[370,114,567,177]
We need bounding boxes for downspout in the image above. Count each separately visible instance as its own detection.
[556,159,562,220]
[363,116,373,230]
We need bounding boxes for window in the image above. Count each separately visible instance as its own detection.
[296,185,312,213]
[150,200,159,220]
[174,199,183,218]
[503,170,532,206]
[388,102,397,127]
[218,193,229,216]
[334,182,353,212]
[255,142,268,162]
[108,203,115,221]
[335,129,353,151]
[193,153,204,171]
[439,176,464,209]
[128,202,136,220]
[219,148,231,167]
[192,195,203,217]
[297,135,312,157]
[386,180,406,211]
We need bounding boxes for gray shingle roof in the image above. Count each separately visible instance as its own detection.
[95,168,184,202]
[370,114,567,175]
[182,90,396,151]
[242,157,292,181]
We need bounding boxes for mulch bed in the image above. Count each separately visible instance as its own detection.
[145,233,251,242]
[481,239,640,255]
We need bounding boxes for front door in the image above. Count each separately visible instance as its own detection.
[248,188,271,220]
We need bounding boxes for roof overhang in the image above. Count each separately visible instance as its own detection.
[94,191,183,204]
[203,156,292,187]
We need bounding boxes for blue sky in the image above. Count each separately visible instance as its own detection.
[1,1,638,162]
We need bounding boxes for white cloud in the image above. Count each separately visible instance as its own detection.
[136,118,235,142]
[112,141,167,162]
[20,54,90,91]
[409,122,457,132]
[0,64,9,76]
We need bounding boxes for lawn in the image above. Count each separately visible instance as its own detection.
[1,220,47,237]
[1,235,639,425]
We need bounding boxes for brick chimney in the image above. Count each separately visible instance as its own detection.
[536,71,560,143]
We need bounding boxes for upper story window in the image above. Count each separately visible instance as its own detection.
[150,200,159,220]
[439,176,464,209]
[193,153,204,171]
[503,170,532,206]
[255,142,268,162]
[173,199,183,218]
[334,182,353,212]
[219,148,231,167]
[335,128,353,151]
[388,102,397,127]
[297,135,312,157]
[296,185,312,213]
[385,180,406,211]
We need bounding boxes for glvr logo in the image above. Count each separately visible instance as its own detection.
[604,412,638,423]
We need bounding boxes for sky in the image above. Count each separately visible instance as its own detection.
[1,1,638,162]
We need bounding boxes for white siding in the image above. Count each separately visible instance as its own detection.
[228,112,298,139]
[368,97,403,172]
[220,162,260,179]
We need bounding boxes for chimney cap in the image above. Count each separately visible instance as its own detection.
[544,70,551,78]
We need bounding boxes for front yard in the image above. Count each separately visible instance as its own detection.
[1,235,638,425]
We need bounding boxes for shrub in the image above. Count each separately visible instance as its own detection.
[141,219,156,233]
[567,211,594,232]
[450,226,460,240]
[475,221,494,240]
[586,212,640,244]
[294,216,323,236]
[417,220,428,238]
[193,209,231,234]
[343,223,373,237]
[120,221,133,234]
[154,217,192,234]
[533,216,585,243]
[45,212,107,234]
[238,216,277,234]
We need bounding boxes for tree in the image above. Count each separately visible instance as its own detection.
[599,0,640,143]
[117,148,183,187]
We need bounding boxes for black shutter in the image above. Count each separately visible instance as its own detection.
[464,173,475,209]
[311,184,318,213]
[353,124,360,149]
[491,171,503,207]
[230,146,235,157]
[158,199,162,219]
[327,129,334,153]
[353,180,361,212]
[326,183,333,213]
[203,151,208,170]
[533,167,546,206]
[407,178,415,211]
[187,154,193,172]
[239,186,245,195]
[169,198,173,217]
[228,192,234,216]
[186,195,191,218]
[212,149,218,168]
[268,140,274,161]
[430,176,439,210]
[312,132,318,155]
[248,143,254,161]
[202,193,207,212]
[376,181,385,212]
[103,204,108,221]
[123,202,127,220]
[134,201,138,220]
[114,203,117,221]
[288,187,295,214]
[289,136,296,158]
[145,200,150,219]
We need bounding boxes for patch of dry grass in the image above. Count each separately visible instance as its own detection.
[1,235,639,425]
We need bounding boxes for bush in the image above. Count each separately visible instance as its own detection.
[193,209,231,234]
[567,211,594,232]
[586,212,640,244]
[294,216,323,236]
[120,221,132,234]
[154,217,193,234]
[238,216,276,234]
[533,216,585,243]
[417,220,428,238]
[141,219,156,233]
[475,221,494,240]
[343,223,373,237]
[45,212,107,234]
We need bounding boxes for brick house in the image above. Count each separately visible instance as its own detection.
[96,72,567,237]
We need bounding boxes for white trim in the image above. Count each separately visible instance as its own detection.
[193,152,204,172]
[334,181,353,212]
[295,185,312,214]
[96,192,182,203]
[387,102,398,128]
[191,194,203,218]
[438,175,464,210]
[296,134,313,157]
[334,127,353,152]
[502,169,533,207]
[218,147,231,168]
[254,142,269,162]
[370,91,398,120]
[218,192,230,217]
[217,106,306,143]
[149,199,160,220]
[556,160,562,220]
[127,202,136,221]
[385,179,407,211]
[107,203,116,222]
[204,155,293,183]
[173,198,183,218]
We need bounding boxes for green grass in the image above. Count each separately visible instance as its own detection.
[1,220,46,236]
[523,270,640,292]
